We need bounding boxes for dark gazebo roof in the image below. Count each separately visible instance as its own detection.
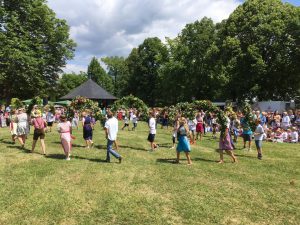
[60,79,117,100]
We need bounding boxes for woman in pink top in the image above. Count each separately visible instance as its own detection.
[31,110,47,155]
[57,115,72,160]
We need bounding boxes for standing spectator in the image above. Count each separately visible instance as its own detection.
[254,119,264,160]
[104,111,122,163]
[148,111,158,151]
[281,112,291,130]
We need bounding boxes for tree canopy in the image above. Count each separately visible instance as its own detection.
[0,0,76,101]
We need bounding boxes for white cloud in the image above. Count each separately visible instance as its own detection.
[47,0,241,72]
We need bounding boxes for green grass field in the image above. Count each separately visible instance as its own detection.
[0,122,299,225]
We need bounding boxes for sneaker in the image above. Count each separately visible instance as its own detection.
[90,142,94,148]
[118,156,122,164]
[257,153,262,160]
[65,157,71,161]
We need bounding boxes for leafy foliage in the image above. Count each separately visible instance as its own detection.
[10,98,24,110]
[88,57,114,93]
[0,0,75,101]
[111,95,149,121]
[26,96,43,115]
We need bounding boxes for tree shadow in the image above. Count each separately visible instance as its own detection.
[119,145,148,151]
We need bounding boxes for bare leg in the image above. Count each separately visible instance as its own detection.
[248,141,252,150]
[225,150,237,163]
[40,139,46,155]
[218,150,224,163]
[31,140,37,152]
[176,151,180,163]
[185,152,192,165]
[17,136,24,147]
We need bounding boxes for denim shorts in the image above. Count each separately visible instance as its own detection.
[255,140,262,149]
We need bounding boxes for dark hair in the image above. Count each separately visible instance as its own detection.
[107,110,113,118]
[60,115,67,121]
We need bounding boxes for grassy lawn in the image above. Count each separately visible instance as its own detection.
[0,121,299,225]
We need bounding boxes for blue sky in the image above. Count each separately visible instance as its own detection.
[47,0,300,73]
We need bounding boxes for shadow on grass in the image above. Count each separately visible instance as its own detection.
[94,144,106,150]
[234,154,255,158]
[0,139,15,145]
[156,158,178,164]
[119,145,148,151]
[72,155,109,163]
[193,157,217,163]
[45,154,66,160]
[6,145,31,153]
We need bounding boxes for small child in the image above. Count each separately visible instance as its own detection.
[132,113,138,131]
[290,127,299,143]
[211,115,217,139]
[274,129,283,143]
[121,115,130,131]
[282,129,289,142]
[188,118,197,144]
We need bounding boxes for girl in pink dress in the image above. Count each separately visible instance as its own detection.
[57,115,72,160]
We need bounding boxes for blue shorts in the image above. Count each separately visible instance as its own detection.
[255,140,262,149]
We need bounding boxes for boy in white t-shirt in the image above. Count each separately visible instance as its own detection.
[148,112,158,151]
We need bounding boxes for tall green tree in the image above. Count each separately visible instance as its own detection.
[101,56,130,97]
[87,57,114,93]
[55,72,88,98]
[126,37,168,106]
[0,0,76,101]
[219,0,300,101]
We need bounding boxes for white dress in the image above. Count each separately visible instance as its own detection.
[17,113,29,135]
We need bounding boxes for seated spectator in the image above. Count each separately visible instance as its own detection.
[274,129,283,143]
[290,127,299,143]
[282,129,289,142]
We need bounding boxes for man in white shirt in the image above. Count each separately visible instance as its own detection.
[104,111,122,163]
[148,111,158,151]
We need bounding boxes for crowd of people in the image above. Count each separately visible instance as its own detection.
[0,104,299,165]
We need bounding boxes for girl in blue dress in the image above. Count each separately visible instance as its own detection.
[176,117,192,165]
